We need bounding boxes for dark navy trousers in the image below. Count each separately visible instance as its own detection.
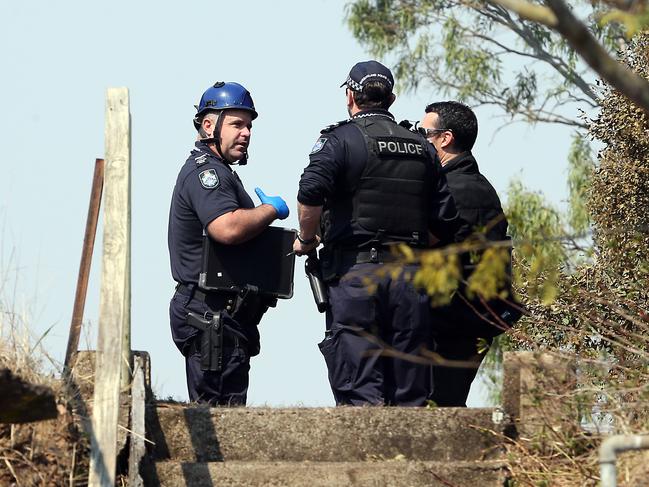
[429,334,491,407]
[319,263,433,406]
[429,302,494,407]
[169,287,256,406]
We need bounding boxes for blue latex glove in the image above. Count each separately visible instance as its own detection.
[255,187,289,220]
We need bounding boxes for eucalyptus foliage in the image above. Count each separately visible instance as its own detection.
[346,0,625,127]
[509,31,649,370]
[567,133,595,236]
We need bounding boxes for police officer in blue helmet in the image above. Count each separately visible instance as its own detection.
[168,82,289,405]
[294,61,464,406]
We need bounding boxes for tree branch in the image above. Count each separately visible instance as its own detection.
[546,0,649,115]
[488,0,558,27]
[482,2,599,102]
[467,31,545,59]
[424,63,589,128]
[463,22,597,107]
[490,0,649,114]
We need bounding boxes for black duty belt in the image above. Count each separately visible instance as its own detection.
[175,283,237,313]
[340,247,402,264]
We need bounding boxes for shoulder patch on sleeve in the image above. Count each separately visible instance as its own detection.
[320,118,351,134]
[310,137,328,154]
[198,168,219,189]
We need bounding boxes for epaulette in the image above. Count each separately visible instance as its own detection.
[320,119,351,134]
[194,152,209,166]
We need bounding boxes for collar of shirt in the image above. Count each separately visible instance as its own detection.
[194,140,217,156]
[191,140,236,173]
[442,151,479,174]
[352,108,395,121]
[193,140,224,162]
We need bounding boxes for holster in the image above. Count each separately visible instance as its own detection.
[305,251,329,312]
[229,285,276,356]
[187,311,224,372]
[231,285,276,326]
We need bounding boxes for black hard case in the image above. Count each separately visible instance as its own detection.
[199,226,297,299]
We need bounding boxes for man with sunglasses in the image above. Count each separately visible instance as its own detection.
[419,101,513,407]
[293,61,463,406]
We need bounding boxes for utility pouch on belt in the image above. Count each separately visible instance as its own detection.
[319,247,341,282]
[187,311,223,372]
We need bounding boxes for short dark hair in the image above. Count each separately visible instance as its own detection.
[352,81,393,109]
[425,101,478,151]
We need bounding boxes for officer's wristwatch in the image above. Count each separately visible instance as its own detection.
[297,233,317,245]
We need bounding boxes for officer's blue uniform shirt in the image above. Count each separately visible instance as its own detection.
[298,109,462,246]
[168,140,254,284]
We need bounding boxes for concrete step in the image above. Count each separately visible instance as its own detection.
[148,404,507,463]
[149,460,508,486]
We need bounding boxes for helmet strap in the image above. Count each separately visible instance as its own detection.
[213,111,225,160]
[199,112,227,161]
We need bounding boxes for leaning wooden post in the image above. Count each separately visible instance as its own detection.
[88,88,131,487]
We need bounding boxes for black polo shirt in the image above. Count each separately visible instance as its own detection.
[168,141,254,284]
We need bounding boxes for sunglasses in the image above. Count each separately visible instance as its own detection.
[415,124,453,138]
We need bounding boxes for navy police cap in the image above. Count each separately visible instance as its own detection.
[341,60,394,92]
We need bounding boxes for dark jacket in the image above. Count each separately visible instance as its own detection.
[442,151,507,241]
[438,151,519,337]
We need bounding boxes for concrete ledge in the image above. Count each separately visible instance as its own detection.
[72,350,152,404]
[503,351,577,438]
[148,405,507,463]
[150,460,509,487]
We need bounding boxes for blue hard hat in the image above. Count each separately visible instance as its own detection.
[193,81,258,130]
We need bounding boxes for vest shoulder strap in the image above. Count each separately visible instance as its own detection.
[321,119,351,134]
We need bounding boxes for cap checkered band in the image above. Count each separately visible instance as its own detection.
[344,76,363,92]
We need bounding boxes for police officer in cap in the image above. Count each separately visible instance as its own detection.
[294,61,463,406]
[168,82,289,405]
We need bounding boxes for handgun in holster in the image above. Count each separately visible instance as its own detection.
[187,311,223,372]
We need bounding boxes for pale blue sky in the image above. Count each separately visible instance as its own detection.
[0,0,580,405]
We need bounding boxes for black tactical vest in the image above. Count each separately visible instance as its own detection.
[326,116,432,247]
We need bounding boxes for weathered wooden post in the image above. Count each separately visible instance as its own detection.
[88,87,131,487]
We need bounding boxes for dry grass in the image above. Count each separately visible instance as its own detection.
[499,307,649,486]
[0,413,89,486]
[0,276,90,486]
